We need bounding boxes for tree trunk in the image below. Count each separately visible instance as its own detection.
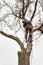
[18,51,30,65]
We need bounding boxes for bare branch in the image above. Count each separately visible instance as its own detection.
[0,30,24,51]
[22,0,25,18]
[35,32,41,40]
[24,0,30,17]
[39,24,43,33]
[0,13,12,22]
[0,4,6,9]
[30,0,38,22]
[33,23,43,33]
[15,19,21,33]
[18,0,32,18]
[2,0,24,19]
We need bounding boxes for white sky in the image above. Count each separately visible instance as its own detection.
[0,0,43,65]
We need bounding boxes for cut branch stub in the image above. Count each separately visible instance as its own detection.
[18,51,30,65]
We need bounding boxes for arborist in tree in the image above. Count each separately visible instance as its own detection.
[22,19,33,42]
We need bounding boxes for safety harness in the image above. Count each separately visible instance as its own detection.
[22,20,33,42]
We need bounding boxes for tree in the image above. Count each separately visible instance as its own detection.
[0,0,43,65]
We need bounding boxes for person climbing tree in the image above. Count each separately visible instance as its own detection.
[22,19,33,42]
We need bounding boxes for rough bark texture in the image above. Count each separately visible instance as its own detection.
[18,51,30,65]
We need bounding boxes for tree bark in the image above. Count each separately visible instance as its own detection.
[18,51,30,65]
